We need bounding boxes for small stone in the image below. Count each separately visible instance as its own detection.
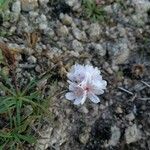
[132,0,150,13]
[126,113,135,121]
[72,28,87,41]
[12,0,21,14]
[11,0,21,22]
[27,56,37,64]
[107,126,121,146]
[65,0,77,7]
[125,124,141,144]
[37,79,47,90]
[23,48,34,55]
[111,64,119,72]
[35,65,41,73]
[57,25,69,37]
[94,44,106,56]
[72,40,83,52]
[21,0,38,12]
[29,11,39,21]
[108,39,130,64]
[38,0,49,5]
[87,23,101,41]
[60,13,73,26]
[131,13,147,26]
[2,67,9,76]
[103,62,113,75]
[116,106,123,114]
[79,127,91,144]
[79,106,89,114]
[39,23,48,31]
[9,26,17,34]
[23,105,33,118]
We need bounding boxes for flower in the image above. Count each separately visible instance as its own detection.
[65,64,107,105]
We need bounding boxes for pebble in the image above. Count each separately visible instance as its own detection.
[87,23,101,41]
[132,0,150,13]
[116,106,123,114]
[125,124,141,144]
[107,126,121,146]
[107,39,130,64]
[21,0,38,12]
[72,28,87,41]
[79,106,89,114]
[60,13,73,26]
[94,43,106,56]
[79,127,91,144]
[126,113,135,121]
[38,0,49,5]
[72,40,83,52]
[103,62,113,75]
[65,0,77,7]
[27,55,37,64]
[57,25,69,37]
[12,0,21,14]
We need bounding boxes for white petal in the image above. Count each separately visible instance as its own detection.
[65,92,76,101]
[93,88,104,95]
[80,91,87,105]
[69,82,77,91]
[74,98,82,105]
[94,80,107,89]
[88,93,100,103]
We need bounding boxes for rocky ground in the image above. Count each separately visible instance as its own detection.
[0,0,150,149]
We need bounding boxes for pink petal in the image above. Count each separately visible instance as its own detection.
[88,93,100,103]
[65,92,76,101]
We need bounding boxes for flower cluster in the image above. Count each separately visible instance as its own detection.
[65,64,107,105]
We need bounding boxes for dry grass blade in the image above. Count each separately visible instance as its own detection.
[118,87,134,95]
[0,42,16,67]
[25,32,40,48]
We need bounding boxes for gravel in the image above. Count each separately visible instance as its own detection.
[0,0,150,149]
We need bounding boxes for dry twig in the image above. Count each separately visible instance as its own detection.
[118,87,134,95]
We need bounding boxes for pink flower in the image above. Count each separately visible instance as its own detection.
[65,64,107,105]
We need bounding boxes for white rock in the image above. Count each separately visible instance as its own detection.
[12,0,21,14]
[39,23,48,30]
[72,40,83,52]
[88,23,101,41]
[38,0,49,5]
[65,0,77,7]
[125,124,141,144]
[126,113,135,121]
[72,28,87,41]
[27,56,37,64]
[21,0,38,12]
[131,13,148,26]
[60,13,73,26]
[57,25,69,36]
[108,39,130,64]
[132,0,150,13]
[94,44,106,56]
[107,126,121,146]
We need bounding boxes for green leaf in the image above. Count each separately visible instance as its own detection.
[16,116,38,133]
[20,97,48,114]
[0,131,12,138]
[16,101,21,126]
[0,82,16,96]
[0,98,15,114]
[16,134,36,144]
[0,0,6,7]
[0,49,4,64]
